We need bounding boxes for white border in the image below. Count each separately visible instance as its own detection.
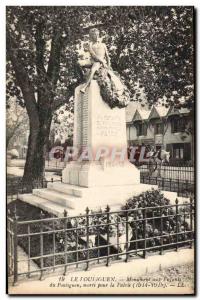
[0,1,199,299]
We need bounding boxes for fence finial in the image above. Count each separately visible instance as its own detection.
[106,205,110,212]
[86,207,89,214]
[175,198,179,205]
[40,210,45,219]
[63,210,68,217]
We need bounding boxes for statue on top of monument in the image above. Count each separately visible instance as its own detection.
[79,28,110,93]
[78,28,131,109]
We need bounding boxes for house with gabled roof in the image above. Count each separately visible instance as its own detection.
[126,105,193,162]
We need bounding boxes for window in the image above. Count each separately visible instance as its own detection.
[155,123,164,135]
[171,117,186,133]
[172,144,184,160]
[136,123,147,136]
[166,143,191,161]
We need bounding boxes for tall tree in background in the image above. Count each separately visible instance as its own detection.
[6,6,194,184]
[6,98,29,148]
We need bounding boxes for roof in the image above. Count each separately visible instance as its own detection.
[126,104,190,123]
[148,106,169,119]
[138,110,151,120]
[154,106,169,117]
[167,107,190,117]
[125,102,137,122]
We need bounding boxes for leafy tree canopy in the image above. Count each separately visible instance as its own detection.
[7,6,194,111]
[6,6,194,183]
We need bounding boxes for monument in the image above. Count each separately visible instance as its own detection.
[62,28,139,187]
[19,28,153,215]
[62,80,140,187]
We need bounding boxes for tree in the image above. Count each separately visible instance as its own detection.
[6,97,29,148]
[6,6,194,184]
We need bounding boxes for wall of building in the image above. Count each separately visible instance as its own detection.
[163,121,191,147]
[126,118,193,161]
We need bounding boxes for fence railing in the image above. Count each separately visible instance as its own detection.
[138,162,194,182]
[7,177,62,202]
[137,162,194,196]
[45,159,66,170]
[7,197,195,285]
[140,175,194,197]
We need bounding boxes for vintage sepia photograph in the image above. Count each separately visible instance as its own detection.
[6,6,195,295]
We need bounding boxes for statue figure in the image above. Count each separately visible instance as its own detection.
[79,28,110,93]
[78,28,130,108]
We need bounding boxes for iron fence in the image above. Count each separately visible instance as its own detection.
[7,197,195,285]
[138,162,194,182]
[140,176,194,197]
[138,162,194,196]
[45,159,66,170]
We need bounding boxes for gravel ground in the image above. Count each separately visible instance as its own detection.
[140,262,194,290]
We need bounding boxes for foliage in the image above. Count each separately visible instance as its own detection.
[6,97,29,148]
[8,188,193,269]
[121,189,191,250]
[50,103,74,144]
[7,6,194,110]
[6,7,194,181]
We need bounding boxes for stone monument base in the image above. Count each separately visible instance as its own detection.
[61,80,140,187]
[62,160,140,187]
[18,182,157,217]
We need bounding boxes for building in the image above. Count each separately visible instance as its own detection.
[126,105,193,162]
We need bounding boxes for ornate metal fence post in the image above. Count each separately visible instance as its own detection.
[85,207,90,271]
[177,179,180,196]
[190,197,193,249]
[175,198,179,252]
[75,217,79,268]
[125,203,129,262]
[27,224,31,278]
[106,205,110,267]
[39,211,45,281]
[142,201,147,259]
[13,207,18,286]
[63,210,68,275]
[160,208,163,255]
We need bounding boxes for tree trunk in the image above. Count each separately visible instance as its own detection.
[23,114,52,190]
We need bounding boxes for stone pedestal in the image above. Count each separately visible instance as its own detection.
[62,80,139,187]
[19,80,145,216]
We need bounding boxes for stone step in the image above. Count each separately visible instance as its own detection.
[18,193,122,217]
[32,189,80,209]
[47,182,159,201]
[47,182,85,197]
[18,193,74,217]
